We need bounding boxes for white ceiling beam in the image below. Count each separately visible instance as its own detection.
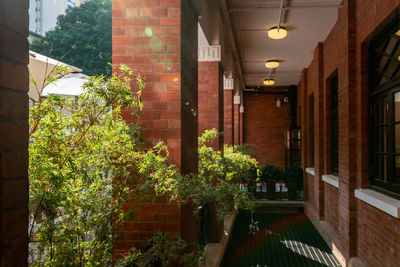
[219,0,245,88]
[229,2,343,14]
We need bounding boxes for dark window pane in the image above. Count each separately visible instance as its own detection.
[370,20,400,198]
[395,92,400,122]
[385,59,399,78]
[374,127,387,152]
[383,126,388,152]
[330,71,339,174]
[378,55,390,72]
[309,95,314,167]
[377,155,388,182]
[395,156,400,185]
[383,96,388,124]
[395,124,400,153]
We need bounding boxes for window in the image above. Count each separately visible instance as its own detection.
[309,94,314,167]
[330,71,339,174]
[370,17,400,198]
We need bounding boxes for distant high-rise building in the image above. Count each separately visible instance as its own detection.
[74,0,86,7]
[67,0,75,8]
[29,0,76,39]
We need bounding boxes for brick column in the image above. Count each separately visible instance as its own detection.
[314,42,325,221]
[239,105,244,145]
[233,95,240,145]
[299,69,309,200]
[0,0,29,265]
[223,77,234,146]
[112,0,199,255]
[198,45,223,150]
[338,0,357,258]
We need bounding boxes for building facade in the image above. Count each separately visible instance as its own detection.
[2,0,400,266]
[298,1,400,266]
[28,0,78,37]
[111,0,400,266]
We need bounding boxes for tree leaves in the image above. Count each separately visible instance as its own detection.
[30,0,111,76]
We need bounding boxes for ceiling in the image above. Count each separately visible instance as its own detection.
[228,0,342,86]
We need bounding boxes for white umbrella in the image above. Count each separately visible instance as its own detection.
[28,50,82,102]
[42,73,89,98]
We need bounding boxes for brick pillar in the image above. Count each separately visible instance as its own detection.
[198,46,223,150]
[338,0,357,258]
[233,95,240,145]
[239,105,244,145]
[0,0,29,266]
[223,77,233,146]
[299,69,309,200]
[112,0,199,255]
[314,42,325,221]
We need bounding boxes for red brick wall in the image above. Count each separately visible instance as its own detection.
[198,61,223,149]
[224,89,233,145]
[0,0,29,266]
[234,103,239,145]
[112,0,199,256]
[240,110,244,145]
[357,201,400,265]
[324,184,339,233]
[243,92,290,167]
[298,1,400,266]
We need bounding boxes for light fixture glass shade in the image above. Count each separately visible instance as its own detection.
[268,26,288,40]
[265,60,280,69]
[263,79,275,86]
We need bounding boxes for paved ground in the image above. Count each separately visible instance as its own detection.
[221,212,342,267]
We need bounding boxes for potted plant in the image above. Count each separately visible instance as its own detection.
[283,164,303,200]
[261,165,282,200]
[242,166,259,199]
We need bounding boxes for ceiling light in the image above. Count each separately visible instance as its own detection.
[268,26,287,40]
[263,79,275,86]
[265,60,280,69]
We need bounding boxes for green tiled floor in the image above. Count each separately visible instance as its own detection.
[221,212,342,267]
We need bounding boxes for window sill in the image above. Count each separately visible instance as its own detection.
[322,174,339,188]
[305,168,315,176]
[355,189,400,218]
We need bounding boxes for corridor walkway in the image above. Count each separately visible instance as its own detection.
[221,212,341,267]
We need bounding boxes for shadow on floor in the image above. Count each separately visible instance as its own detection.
[221,212,342,267]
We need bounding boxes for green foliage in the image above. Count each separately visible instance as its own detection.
[30,0,111,76]
[115,232,198,267]
[261,165,282,181]
[28,65,165,266]
[283,164,304,189]
[198,129,259,183]
[29,66,258,265]
[192,129,257,219]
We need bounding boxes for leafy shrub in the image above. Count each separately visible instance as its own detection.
[29,66,258,265]
[282,164,304,189]
[261,165,282,182]
[29,65,179,265]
